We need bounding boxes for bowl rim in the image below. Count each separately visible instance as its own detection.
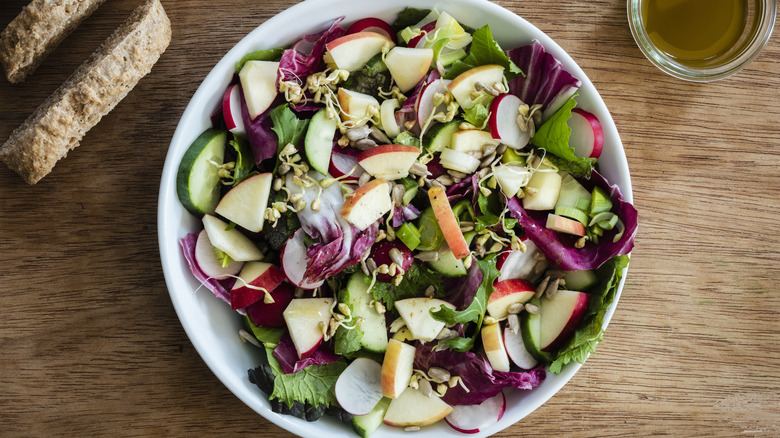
[158,0,632,437]
[626,0,778,82]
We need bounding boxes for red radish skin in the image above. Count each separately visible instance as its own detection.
[568,108,603,159]
[504,325,538,370]
[245,282,295,328]
[281,229,324,289]
[488,94,530,149]
[194,229,244,280]
[415,79,451,129]
[369,240,413,282]
[444,391,506,433]
[328,151,363,182]
[408,22,436,48]
[222,83,245,135]
[346,18,395,40]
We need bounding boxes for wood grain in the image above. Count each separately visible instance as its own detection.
[1,0,778,436]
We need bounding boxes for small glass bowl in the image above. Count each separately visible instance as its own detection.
[627,0,777,82]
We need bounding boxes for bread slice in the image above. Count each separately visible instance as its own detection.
[0,0,108,84]
[0,0,171,184]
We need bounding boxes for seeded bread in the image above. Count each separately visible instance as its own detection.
[0,0,171,184]
[0,0,108,84]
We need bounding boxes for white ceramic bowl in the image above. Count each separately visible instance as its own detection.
[158,0,632,436]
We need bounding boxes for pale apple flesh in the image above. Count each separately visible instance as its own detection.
[540,290,590,352]
[340,178,392,230]
[481,322,511,372]
[325,32,395,72]
[283,298,334,359]
[337,88,381,123]
[238,60,279,120]
[450,129,498,155]
[193,229,244,280]
[357,144,420,180]
[448,64,505,109]
[487,278,535,320]
[394,297,455,342]
[202,214,264,262]
[380,339,416,398]
[383,387,453,428]
[384,46,434,92]
[214,172,273,233]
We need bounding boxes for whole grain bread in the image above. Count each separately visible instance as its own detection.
[0,0,171,184]
[0,0,108,84]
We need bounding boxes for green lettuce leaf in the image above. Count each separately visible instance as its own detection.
[228,134,256,186]
[370,263,444,312]
[548,255,629,374]
[394,131,421,148]
[341,54,391,98]
[235,47,284,72]
[265,347,347,408]
[270,104,309,172]
[530,96,596,178]
[444,25,522,80]
[243,316,284,345]
[463,103,490,127]
[392,8,432,32]
[431,255,500,351]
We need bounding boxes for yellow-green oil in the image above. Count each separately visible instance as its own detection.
[641,0,753,67]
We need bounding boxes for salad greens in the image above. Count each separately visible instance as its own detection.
[177,6,638,435]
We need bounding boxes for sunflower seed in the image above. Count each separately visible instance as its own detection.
[346,125,371,141]
[446,169,469,179]
[370,126,392,144]
[389,248,405,268]
[497,144,507,154]
[483,144,497,156]
[508,314,520,334]
[536,275,550,297]
[435,175,454,186]
[392,184,405,205]
[278,163,291,175]
[354,138,377,150]
[419,378,433,398]
[507,303,525,315]
[430,179,445,188]
[358,171,372,187]
[425,285,435,298]
[366,257,377,273]
[525,302,541,314]
[480,152,497,168]
[428,367,451,383]
[409,162,431,177]
[546,277,560,298]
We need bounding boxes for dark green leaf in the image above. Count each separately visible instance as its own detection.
[266,347,347,408]
[341,54,391,98]
[229,134,255,186]
[244,316,284,345]
[270,104,309,172]
[530,96,596,179]
[370,263,444,312]
[392,8,432,32]
[444,25,521,80]
[235,47,285,72]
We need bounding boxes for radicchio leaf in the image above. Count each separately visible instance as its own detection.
[506,170,637,271]
[446,173,479,207]
[414,344,545,405]
[507,41,581,121]
[442,257,483,311]
[391,204,421,228]
[179,233,235,305]
[279,18,346,84]
[240,89,280,165]
[273,332,340,374]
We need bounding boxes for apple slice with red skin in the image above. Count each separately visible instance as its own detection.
[230,261,286,310]
[408,22,436,48]
[380,339,416,399]
[384,387,453,428]
[194,229,244,280]
[341,178,393,230]
[487,278,535,320]
[415,78,451,129]
[238,60,279,120]
[214,172,273,233]
[428,186,470,259]
[489,94,531,150]
[369,240,413,282]
[202,214,264,262]
[222,83,245,135]
[503,324,538,370]
[546,213,586,237]
[540,289,590,352]
[346,17,395,39]
[337,88,381,123]
[448,64,505,109]
[280,228,324,290]
[445,391,506,434]
[385,47,434,92]
[568,108,603,159]
[245,282,295,328]
[481,322,511,372]
[326,32,394,72]
[283,297,334,359]
[357,144,420,180]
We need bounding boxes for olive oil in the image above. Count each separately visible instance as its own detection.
[641,0,755,67]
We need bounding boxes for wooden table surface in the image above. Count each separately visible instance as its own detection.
[1,0,779,436]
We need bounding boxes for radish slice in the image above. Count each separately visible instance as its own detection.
[280,229,324,290]
[335,357,384,415]
[347,17,395,40]
[445,391,506,434]
[195,229,244,279]
[328,151,364,182]
[488,94,530,150]
[496,240,547,283]
[416,79,451,130]
[408,22,436,48]
[567,108,603,159]
[222,84,245,136]
[504,325,538,370]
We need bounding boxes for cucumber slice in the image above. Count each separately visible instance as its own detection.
[563,270,598,291]
[176,129,227,217]
[305,108,339,175]
[334,273,388,355]
[416,206,445,251]
[556,172,591,213]
[589,187,612,216]
[555,206,589,225]
[352,397,391,438]
[520,298,553,363]
[502,147,526,165]
[422,118,461,152]
[427,231,474,277]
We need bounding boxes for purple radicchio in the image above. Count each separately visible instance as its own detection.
[391,204,421,228]
[273,332,340,374]
[397,69,441,133]
[286,171,377,282]
[442,256,483,311]
[506,169,637,271]
[414,344,545,405]
[179,232,236,306]
[278,18,346,84]
[507,41,581,122]
[240,90,281,165]
[446,173,479,207]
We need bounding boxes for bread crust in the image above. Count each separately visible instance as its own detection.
[0,0,108,84]
[0,0,172,184]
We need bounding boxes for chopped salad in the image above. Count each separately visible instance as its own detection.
[176,7,637,436]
